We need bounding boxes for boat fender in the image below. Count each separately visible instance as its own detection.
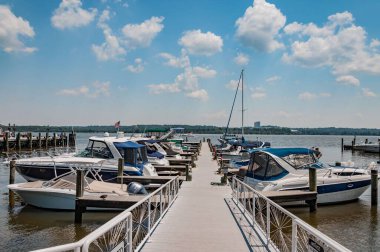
[127,182,148,195]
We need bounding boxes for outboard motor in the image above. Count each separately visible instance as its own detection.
[127,182,148,195]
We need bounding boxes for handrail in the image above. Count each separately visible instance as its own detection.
[32,176,180,252]
[231,176,351,252]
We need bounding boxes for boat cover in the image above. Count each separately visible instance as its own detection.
[249,148,314,157]
[114,141,144,149]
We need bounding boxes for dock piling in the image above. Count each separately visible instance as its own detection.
[69,131,76,147]
[4,132,9,152]
[118,158,124,185]
[38,133,42,149]
[28,132,32,150]
[16,132,21,150]
[9,160,16,208]
[308,167,317,212]
[75,170,85,223]
[53,133,57,148]
[341,138,344,152]
[185,164,191,181]
[371,169,378,206]
[45,132,49,148]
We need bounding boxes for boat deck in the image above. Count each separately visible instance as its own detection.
[141,144,255,252]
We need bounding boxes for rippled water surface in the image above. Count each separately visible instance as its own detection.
[1,133,379,251]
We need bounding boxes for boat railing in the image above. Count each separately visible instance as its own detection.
[32,176,181,252]
[231,176,350,252]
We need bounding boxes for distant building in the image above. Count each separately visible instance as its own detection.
[254,121,261,128]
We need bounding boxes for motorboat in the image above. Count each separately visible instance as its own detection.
[243,148,372,204]
[8,160,148,210]
[14,132,158,182]
[353,142,380,153]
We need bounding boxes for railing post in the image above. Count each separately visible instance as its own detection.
[266,201,271,245]
[252,194,256,226]
[291,219,298,252]
[118,158,124,185]
[309,167,317,212]
[160,189,163,218]
[128,214,133,252]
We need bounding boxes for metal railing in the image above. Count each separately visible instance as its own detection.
[231,176,351,252]
[33,176,180,252]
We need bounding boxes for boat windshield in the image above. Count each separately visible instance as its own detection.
[281,153,317,169]
[117,146,148,166]
[75,140,114,159]
[248,152,288,181]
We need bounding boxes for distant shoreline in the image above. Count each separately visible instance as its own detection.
[2,125,380,136]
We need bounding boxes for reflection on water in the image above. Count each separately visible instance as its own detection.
[0,133,379,251]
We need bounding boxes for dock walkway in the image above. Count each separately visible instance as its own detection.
[141,144,251,252]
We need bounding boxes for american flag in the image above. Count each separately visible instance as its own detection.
[114,121,120,128]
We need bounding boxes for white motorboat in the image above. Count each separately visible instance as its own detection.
[244,148,373,204]
[8,159,147,210]
[354,142,380,153]
[14,132,158,182]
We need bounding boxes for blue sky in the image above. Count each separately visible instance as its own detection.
[1,0,380,128]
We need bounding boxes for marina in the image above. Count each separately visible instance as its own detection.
[1,133,379,251]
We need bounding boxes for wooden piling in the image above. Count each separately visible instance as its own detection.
[185,164,191,181]
[45,132,49,148]
[16,132,21,151]
[118,158,124,185]
[191,155,195,168]
[53,133,57,148]
[75,170,85,223]
[28,132,33,150]
[69,132,76,147]
[371,169,378,206]
[4,132,9,152]
[9,160,16,208]
[341,138,344,152]
[38,132,42,149]
[308,168,317,212]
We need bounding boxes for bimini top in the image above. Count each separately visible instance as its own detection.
[114,141,144,149]
[249,147,314,157]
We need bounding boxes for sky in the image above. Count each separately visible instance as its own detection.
[1,0,380,128]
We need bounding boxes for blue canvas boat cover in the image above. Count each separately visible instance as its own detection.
[148,151,165,159]
[249,147,314,157]
[114,141,144,149]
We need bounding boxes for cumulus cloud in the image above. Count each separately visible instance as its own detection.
[148,83,180,94]
[298,92,331,100]
[235,0,286,52]
[234,53,250,65]
[179,29,223,56]
[251,87,266,99]
[126,58,144,73]
[186,89,209,101]
[57,81,110,98]
[51,0,97,30]
[192,66,217,79]
[149,50,209,101]
[266,75,281,83]
[0,5,37,53]
[336,75,360,86]
[122,16,164,48]
[283,11,380,76]
[92,10,126,61]
[362,88,377,97]
[225,79,240,90]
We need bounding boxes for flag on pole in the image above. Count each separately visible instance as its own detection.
[114,121,120,129]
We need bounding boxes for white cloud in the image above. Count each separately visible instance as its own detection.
[122,16,164,48]
[186,89,209,101]
[225,79,240,90]
[0,5,36,53]
[126,58,144,73]
[283,11,380,76]
[370,39,380,49]
[193,66,217,79]
[178,29,223,56]
[51,0,97,30]
[336,75,360,86]
[159,51,189,68]
[148,83,180,94]
[235,0,286,52]
[57,81,110,98]
[234,53,250,65]
[362,88,377,97]
[298,92,317,101]
[251,87,266,99]
[92,10,126,61]
[266,75,281,83]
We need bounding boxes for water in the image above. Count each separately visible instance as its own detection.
[1,133,379,251]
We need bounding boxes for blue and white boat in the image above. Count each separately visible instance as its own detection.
[244,148,372,204]
[14,132,158,182]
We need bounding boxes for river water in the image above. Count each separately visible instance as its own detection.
[0,133,379,251]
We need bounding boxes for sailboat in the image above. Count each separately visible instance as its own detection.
[216,70,270,164]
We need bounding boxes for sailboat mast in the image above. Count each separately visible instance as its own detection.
[241,69,244,136]
[224,71,243,137]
